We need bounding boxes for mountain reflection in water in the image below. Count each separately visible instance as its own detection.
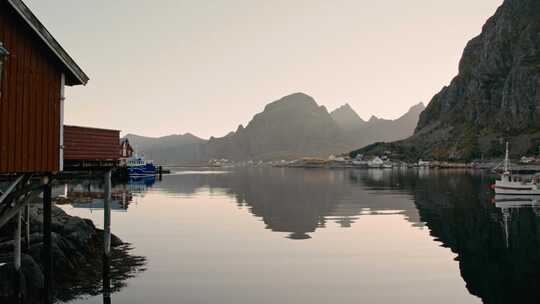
[156,169,422,239]
[59,169,540,304]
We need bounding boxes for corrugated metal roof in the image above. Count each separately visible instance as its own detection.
[5,0,89,86]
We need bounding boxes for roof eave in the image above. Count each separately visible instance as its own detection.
[7,0,89,86]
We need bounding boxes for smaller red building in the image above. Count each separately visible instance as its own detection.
[63,125,120,169]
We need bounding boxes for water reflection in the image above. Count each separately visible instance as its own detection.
[155,169,421,239]
[55,168,540,303]
[50,177,149,304]
[57,176,156,212]
[153,168,540,303]
[359,170,540,304]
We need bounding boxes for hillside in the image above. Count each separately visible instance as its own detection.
[353,0,540,160]
[202,93,354,160]
[124,133,205,164]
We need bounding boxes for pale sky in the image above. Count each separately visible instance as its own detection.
[25,0,502,139]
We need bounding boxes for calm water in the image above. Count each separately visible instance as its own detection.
[54,168,540,304]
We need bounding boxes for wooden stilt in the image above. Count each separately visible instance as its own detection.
[102,249,111,304]
[24,204,30,252]
[42,176,52,304]
[103,170,112,303]
[14,211,22,302]
[104,170,112,256]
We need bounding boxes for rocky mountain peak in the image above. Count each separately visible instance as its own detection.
[263,92,319,113]
[368,115,380,123]
[331,103,366,131]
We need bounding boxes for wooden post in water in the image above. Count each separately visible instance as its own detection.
[103,170,112,303]
[14,210,22,302]
[102,250,111,304]
[42,176,52,304]
[104,170,112,256]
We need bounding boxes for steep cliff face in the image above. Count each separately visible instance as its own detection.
[410,0,540,159]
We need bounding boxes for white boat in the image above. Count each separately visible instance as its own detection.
[493,143,540,195]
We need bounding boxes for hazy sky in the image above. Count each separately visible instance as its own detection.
[25,0,502,139]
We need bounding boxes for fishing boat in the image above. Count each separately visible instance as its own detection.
[493,143,540,195]
[126,155,157,176]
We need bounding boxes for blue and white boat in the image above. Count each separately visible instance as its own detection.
[126,155,157,176]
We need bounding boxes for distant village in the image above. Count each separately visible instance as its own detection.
[206,151,540,171]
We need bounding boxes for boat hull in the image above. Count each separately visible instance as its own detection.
[128,164,157,176]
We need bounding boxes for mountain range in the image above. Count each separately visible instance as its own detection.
[125,93,424,163]
[353,0,540,160]
[331,102,425,148]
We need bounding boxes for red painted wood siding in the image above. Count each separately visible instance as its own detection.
[0,3,62,173]
[64,126,120,161]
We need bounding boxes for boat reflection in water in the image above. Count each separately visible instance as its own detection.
[494,195,540,209]
[57,176,156,212]
[493,195,540,248]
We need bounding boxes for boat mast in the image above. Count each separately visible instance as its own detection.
[504,142,509,173]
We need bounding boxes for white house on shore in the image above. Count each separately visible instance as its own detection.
[368,156,384,168]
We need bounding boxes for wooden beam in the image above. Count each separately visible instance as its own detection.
[42,176,52,304]
[0,175,24,205]
[0,183,41,230]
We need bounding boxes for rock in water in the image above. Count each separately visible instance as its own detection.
[0,204,146,303]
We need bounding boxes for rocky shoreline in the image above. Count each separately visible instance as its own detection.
[0,201,146,303]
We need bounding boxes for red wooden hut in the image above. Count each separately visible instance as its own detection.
[0,0,89,173]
